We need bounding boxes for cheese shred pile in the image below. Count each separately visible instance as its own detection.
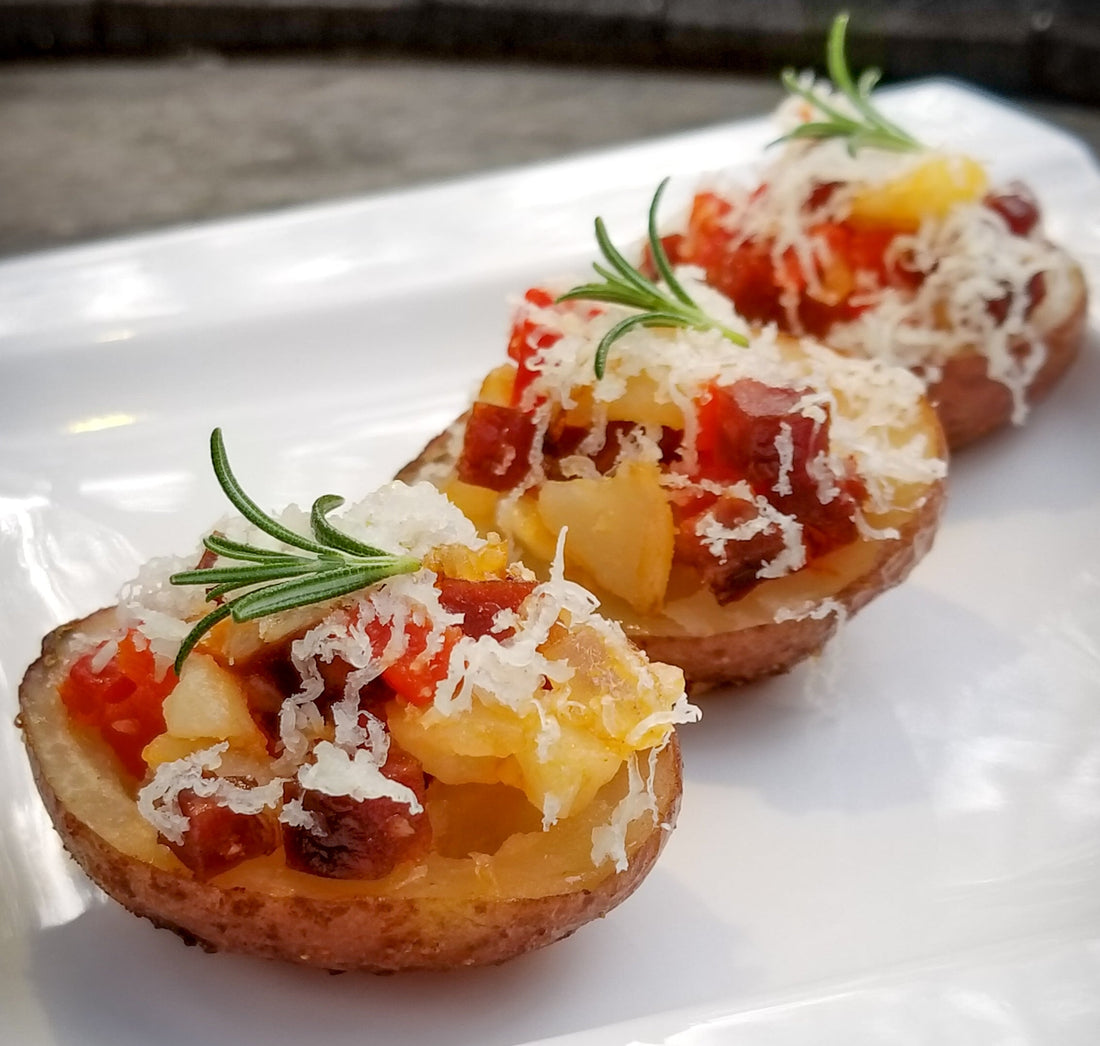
[117,482,696,873]
[674,92,1077,423]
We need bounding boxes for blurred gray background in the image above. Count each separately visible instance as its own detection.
[2,1,1100,257]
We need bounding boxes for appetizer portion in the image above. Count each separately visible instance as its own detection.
[400,187,948,690]
[658,15,1087,447]
[19,430,696,972]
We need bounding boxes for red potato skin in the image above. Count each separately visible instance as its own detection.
[18,609,682,972]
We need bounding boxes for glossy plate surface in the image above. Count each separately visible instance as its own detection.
[2,81,1099,1045]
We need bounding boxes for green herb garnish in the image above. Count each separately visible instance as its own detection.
[778,12,921,155]
[169,428,420,673]
[557,177,749,379]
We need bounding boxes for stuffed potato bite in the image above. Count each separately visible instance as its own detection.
[18,434,696,972]
[659,15,1088,448]
[399,221,948,690]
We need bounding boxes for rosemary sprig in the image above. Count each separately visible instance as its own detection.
[558,177,748,379]
[778,12,921,155]
[169,428,420,673]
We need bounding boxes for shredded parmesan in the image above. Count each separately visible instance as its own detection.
[590,747,662,872]
[299,739,422,812]
[137,743,282,845]
[827,203,1061,422]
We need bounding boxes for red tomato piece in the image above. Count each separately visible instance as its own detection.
[457,400,538,492]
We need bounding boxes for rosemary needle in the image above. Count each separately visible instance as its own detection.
[558,177,749,379]
[169,429,420,673]
[778,12,922,155]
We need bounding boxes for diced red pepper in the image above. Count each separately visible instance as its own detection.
[845,225,896,281]
[380,624,461,707]
[804,180,841,211]
[60,652,133,722]
[639,232,686,279]
[507,287,562,407]
[436,577,537,639]
[681,191,735,272]
[166,790,279,880]
[59,631,173,779]
[457,400,538,492]
[675,187,921,337]
[341,610,460,708]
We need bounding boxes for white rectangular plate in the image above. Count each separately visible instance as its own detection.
[2,80,1099,1046]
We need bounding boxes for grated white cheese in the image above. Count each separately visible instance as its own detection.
[589,747,662,872]
[279,797,319,834]
[772,421,795,497]
[826,203,1063,423]
[773,596,847,625]
[298,739,422,812]
[136,743,283,846]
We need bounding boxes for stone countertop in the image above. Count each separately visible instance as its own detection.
[2,54,1099,257]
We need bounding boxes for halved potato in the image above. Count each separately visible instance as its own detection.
[19,608,682,972]
[398,388,947,693]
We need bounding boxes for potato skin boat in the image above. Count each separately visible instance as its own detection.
[19,606,683,972]
[399,398,947,693]
[668,178,1089,452]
